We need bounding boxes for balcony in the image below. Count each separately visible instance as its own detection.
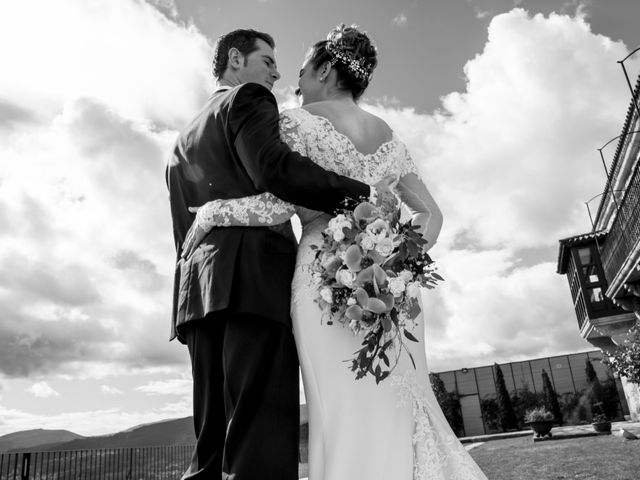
[600,158,640,298]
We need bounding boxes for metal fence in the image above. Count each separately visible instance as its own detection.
[0,445,193,480]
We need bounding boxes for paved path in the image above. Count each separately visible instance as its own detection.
[460,419,640,444]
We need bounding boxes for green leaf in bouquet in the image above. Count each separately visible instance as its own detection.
[380,351,390,367]
[390,308,399,325]
[432,272,444,281]
[408,351,416,369]
[403,329,419,343]
[378,292,395,312]
[381,315,392,332]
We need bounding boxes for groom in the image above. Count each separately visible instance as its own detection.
[167,29,392,479]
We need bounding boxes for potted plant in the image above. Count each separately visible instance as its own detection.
[524,407,555,438]
[591,413,612,434]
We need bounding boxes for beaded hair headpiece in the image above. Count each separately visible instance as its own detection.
[325,40,374,82]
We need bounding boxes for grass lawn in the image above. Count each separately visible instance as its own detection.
[469,434,640,480]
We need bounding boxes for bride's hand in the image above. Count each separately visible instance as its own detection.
[372,174,399,210]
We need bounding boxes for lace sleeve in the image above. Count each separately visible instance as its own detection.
[394,142,443,251]
[194,192,295,232]
[279,109,308,156]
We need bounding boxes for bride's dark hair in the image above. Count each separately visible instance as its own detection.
[306,24,378,101]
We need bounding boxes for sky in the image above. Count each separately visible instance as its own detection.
[0,0,639,437]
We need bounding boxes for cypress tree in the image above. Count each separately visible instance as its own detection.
[585,358,606,418]
[541,369,563,424]
[494,363,518,431]
[429,373,464,436]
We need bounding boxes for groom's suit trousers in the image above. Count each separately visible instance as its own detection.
[181,311,300,480]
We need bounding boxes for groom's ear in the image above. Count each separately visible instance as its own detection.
[228,47,243,70]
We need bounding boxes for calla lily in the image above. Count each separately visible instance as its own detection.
[344,244,363,272]
[345,304,363,321]
[354,287,369,307]
[356,266,374,285]
[353,202,378,223]
[366,298,387,314]
[378,292,395,312]
[372,264,388,287]
[325,256,343,276]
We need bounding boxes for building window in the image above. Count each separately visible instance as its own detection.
[582,264,600,284]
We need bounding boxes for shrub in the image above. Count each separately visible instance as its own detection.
[524,406,554,423]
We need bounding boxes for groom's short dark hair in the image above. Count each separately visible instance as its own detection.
[213,29,275,79]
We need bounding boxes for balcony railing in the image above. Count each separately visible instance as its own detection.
[0,445,193,480]
[601,159,640,290]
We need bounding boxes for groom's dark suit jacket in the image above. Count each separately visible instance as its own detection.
[167,83,368,342]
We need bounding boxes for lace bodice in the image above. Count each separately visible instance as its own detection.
[192,107,441,249]
[280,108,418,183]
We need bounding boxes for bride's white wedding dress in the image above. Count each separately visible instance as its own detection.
[194,108,488,480]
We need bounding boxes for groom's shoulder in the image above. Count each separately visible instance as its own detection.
[227,82,277,107]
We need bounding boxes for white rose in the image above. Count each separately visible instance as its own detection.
[333,230,346,242]
[336,269,356,288]
[388,277,406,297]
[376,237,395,256]
[399,270,414,283]
[360,234,375,251]
[320,287,333,304]
[365,219,390,241]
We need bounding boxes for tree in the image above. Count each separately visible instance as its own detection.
[585,358,606,419]
[429,373,464,436]
[494,363,518,431]
[604,325,640,384]
[541,369,563,424]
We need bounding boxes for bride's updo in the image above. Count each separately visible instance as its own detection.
[307,24,377,100]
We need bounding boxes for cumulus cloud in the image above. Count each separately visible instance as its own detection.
[392,13,408,27]
[364,8,638,371]
[135,379,191,396]
[26,382,60,398]
[0,0,206,378]
[0,399,191,436]
[101,385,124,395]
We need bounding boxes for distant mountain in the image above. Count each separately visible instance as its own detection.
[2,406,309,453]
[0,429,84,453]
[37,417,196,452]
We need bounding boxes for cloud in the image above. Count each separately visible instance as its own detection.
[101,385,124,395]
[135,379,191,396]
[26,382,60,398]
[0,400,191,436]
[0,0,207,378]
[363,8,638,371]
[392,13,408,27]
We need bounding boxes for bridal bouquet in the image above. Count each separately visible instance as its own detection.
[310,199,443,384]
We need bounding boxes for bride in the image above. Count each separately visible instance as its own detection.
[185,24,488,480]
